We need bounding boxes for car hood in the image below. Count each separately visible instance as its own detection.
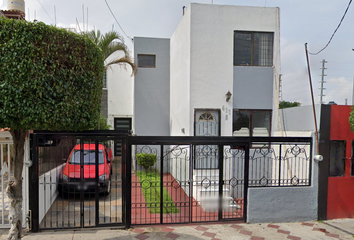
[63,164,108,178]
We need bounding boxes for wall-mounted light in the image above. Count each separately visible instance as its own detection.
[226,91,232,102]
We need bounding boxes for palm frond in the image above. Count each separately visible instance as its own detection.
[99,31,127,59]
[82,30,101,45]
[105,56,137,76]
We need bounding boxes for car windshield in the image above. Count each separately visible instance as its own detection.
[68,150,105,165]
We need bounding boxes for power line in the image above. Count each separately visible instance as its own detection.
[104,0,133,42]
[37,0,54,24]
[309,0,352,55]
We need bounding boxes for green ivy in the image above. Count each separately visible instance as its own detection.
[0,19,104,130]
[349,107,354,132]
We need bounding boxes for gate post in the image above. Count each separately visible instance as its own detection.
[29,133,39,232]
[125,138,131,229]
[243,144,249,222]
[218,144,223,221]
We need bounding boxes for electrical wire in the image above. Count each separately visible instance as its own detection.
[37,0,54,24]
[309,0,352,55]
[104,0,133,42]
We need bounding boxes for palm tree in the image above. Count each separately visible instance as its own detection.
[83,30,136,75]
[83,30,137,129]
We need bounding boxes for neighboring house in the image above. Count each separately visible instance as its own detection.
[106,3,281,139]
[0,0,25,20]
[277,103,354,221]
[318,104,354,220]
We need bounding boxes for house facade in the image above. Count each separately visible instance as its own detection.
[107,3,281,140]
[104,4,320,224]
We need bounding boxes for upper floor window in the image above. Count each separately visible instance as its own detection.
[234,31,274,67]
[138,54,156,68]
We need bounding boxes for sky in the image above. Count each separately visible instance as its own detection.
[1,0,354,106]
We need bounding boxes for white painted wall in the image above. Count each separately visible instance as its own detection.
[275,104,321,132]
[38,164,65,224]
[105,51,134,129]
[170,7,191,136]
[171,4,280,137]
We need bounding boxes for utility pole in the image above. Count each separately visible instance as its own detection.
[279,74,282,102]
[319,59,327,104]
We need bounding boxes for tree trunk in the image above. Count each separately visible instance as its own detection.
[7,130,26,240]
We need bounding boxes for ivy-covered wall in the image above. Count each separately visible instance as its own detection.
[0,19,104,130]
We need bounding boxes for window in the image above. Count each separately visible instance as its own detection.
[103,70,107,89]
[69,150,105,165]
[234,31,274,66]
[233,110,271,137]
[138,54,156,68]
[329,140,346,177]
[198,112,215,121]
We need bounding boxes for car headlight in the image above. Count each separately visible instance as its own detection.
[62,174,69,182]
[99,173,107,181]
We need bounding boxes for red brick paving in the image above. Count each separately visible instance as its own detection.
[267,224,280,229]
[251,236,265,240]
[288,235,301,240]
[230,224,243,230]
[313,227,327,233]
[131,173,244,225]
[196,226,209,231]
[277,229,291,235]
[325,233,340,238]
[134,234,149,240]
[133,228,145,234]
[301,222,314,227]
[165,232,180,239]
[202,232,216,238]
[239,230,252,236]
[161,227,174,232]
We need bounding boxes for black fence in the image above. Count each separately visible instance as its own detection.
[29,131,312,231]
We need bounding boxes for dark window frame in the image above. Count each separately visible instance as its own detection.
[137,54,156,68]
[329,140,346,177]
[232,109,272,138]
[234,31,274,67]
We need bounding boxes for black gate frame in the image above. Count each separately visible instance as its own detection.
[29,131,312,232]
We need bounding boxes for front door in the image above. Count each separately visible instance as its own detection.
[194,110,220,169]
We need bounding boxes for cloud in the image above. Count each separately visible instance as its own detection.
[325,77,353,105]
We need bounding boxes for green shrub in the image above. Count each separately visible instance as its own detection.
[136,153,157,170]
[0,19,104,130]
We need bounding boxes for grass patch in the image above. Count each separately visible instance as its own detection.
[136,170,179,214]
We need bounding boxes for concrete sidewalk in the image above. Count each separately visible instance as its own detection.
[0,219,353,240]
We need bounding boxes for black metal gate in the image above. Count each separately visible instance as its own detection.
[127,138,249,225]
[29,132,312,231]
[30,131,129,231]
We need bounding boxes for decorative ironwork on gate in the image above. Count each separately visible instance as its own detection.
[29,132,312,231]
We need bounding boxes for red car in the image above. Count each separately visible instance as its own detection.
[59,143,113,195]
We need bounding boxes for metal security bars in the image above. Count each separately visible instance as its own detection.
[30,131,130,231]
[29,133,312,231]
[248,143,311,187]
